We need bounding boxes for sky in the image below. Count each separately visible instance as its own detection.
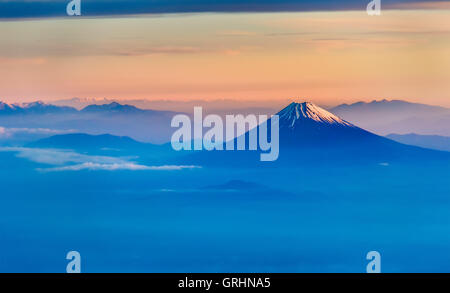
[0,1,450,107]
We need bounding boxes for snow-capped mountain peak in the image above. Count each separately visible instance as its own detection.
[0,101,15,110]
[21,101,46,108]
[278,101,354,128]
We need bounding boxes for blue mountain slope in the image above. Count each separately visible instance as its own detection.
[386,133,450,152]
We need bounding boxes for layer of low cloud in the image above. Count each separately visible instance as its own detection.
[0,127,73,138]
[0,147,200,172]
[38,162,200,172]
[0,147,125,165]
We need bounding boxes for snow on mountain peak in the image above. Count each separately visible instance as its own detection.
[21,101,45,108]
[0,101,20,111]
[279,101,354,128]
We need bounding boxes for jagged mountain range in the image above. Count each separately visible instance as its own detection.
[1,99,450,155]
[0,101,180,144]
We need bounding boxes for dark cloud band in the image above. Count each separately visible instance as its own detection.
[0,0,446,19]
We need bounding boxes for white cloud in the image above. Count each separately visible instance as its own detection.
[38,163,200,172]
[0,147,124,165]
[0,126,74,138]
[0,147,201,172]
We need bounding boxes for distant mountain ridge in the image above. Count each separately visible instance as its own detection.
[80,102,177,116]
[0,101,76,115]
[49,97,285,115]
[27,133,145,150]
[0,100,170,115]
[332,99,449,113]
[330,99,450,136]
[81,102,143,113]
[0,101,181,144]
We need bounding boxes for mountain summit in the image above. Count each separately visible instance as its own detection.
[274,101,375,148]
[279,102,354,129]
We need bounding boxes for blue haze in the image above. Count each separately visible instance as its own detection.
[1,102,450,272]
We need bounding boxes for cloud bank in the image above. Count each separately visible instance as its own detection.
[38,162,201,172]
[0,147,200,172]
[0,127,73,138]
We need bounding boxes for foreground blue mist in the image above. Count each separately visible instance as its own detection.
[0,150,449,273]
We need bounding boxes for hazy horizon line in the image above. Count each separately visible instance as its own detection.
[2,96,450,111]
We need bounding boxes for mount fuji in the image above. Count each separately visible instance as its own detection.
[274,102,449,160]
[275,101,450,165]
[277,102,377,147]
[188,101,449,166]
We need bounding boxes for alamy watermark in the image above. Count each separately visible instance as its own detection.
[63,250,380,272]
[170,107,279,162]
[66,250,81,273]
[67,0,81,16]
[367,0,381,16]
[65,1,378,18]
[366,251,381,273]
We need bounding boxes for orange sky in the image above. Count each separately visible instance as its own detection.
[0,10,449,107]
